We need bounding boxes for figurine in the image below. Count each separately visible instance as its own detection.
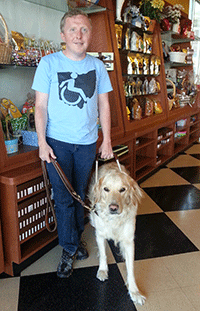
[123,1,132,23]
[136,77,142,95]
[116,0,126,21]
[127,56,133,74]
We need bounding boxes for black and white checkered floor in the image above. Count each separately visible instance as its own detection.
[1,143,200,311]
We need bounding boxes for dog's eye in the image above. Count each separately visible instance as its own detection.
[119,187,126,193]
[104,187,110,192]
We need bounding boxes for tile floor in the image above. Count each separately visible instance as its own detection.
[1,143,200,310]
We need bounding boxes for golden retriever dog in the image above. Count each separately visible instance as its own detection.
[88,162,146,306]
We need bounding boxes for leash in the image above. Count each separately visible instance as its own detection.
[41,160,57,233]
[41,157,97,232]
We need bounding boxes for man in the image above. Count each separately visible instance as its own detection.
[32,9,113,278]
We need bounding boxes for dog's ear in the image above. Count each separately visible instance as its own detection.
[133,180,143,202]
[128,178,143,206]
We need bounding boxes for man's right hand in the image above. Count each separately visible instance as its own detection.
[39,141,56,163]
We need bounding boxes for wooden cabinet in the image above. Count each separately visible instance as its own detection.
[0,161,57,275]
[131,110,200,181]
[118,23,168,135]
[105,0,199,180]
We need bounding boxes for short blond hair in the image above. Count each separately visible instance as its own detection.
[60,9,91,33]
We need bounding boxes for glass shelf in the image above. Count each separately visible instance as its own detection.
[123,74,160,78]
[119,49,154,57]
[0,64,37,69]
[161,30,200,44]
[164,61,193,69]
[24,0,106,14]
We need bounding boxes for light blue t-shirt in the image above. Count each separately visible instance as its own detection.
[32,51,113,144]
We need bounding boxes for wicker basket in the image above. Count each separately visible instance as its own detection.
[166,78,176,110]
[0,14,12,64]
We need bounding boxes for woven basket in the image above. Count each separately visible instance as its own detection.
[0,14,12,64]
[166,78,176,110]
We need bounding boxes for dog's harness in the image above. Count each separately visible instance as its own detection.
[95,153,122,183]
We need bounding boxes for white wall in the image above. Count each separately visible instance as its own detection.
[0,0,66,110]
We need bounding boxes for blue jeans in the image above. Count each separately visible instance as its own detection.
[46,137,96,256]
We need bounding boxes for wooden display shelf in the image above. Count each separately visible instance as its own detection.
[21,229,57,261]
[156,155,170,166]
[168,106,198,121]
[174,142,188,154]
[174,135,188,144]
[190,127,199,136]
[157,141,171,152]
[136,163,155,181]
[0,164,58,276]
[118,20,168,135]
[176,125,188,132]
[136,137,155,150]
[189,135,200,145]
[136,156,154,171]
[0,161,42,185]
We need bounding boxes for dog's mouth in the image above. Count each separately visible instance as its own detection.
[109,204,120,214]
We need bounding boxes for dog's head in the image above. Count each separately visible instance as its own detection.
[89,163,143,216]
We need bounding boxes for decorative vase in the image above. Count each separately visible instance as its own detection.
[4,138,18,154]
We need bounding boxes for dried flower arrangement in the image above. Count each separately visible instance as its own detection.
[163,4,184,24]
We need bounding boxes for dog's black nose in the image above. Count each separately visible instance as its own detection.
[109,204,119,214]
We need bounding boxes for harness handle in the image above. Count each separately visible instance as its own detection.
[95,153,122,183]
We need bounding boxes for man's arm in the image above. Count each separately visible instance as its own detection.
[98,92,113,159]
[35,91,56,163]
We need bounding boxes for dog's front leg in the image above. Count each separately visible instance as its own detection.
[96,234,108,281]
[124,240,146,305]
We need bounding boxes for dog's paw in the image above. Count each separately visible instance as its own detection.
[97,269,108,281]
[129,291,146,305]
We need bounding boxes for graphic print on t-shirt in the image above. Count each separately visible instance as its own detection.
[58,70,96,109]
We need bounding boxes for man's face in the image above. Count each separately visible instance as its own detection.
[61,14,92,61]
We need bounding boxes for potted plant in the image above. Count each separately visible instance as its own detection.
[163,4,184,33]
[139,0,165,24]
[1,114,19,154]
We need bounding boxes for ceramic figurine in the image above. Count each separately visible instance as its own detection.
[116,0,125,21]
